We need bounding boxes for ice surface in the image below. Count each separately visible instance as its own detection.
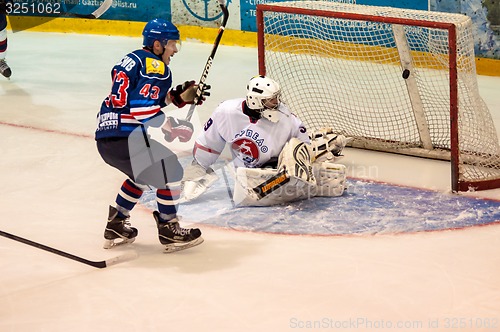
[1,31,499,332]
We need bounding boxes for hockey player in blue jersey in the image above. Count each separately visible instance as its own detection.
[0,0,12,78]
[95,18,209,252]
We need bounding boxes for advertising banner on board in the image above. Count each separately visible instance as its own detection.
[3,0,499,58]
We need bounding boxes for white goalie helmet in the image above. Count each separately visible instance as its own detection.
[246,75,282,122]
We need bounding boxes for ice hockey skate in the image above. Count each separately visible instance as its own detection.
[0,59,11,79]
[153,211,204,253]
[103,206,138,249]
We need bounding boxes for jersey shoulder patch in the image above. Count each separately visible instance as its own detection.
[145,58,165,75]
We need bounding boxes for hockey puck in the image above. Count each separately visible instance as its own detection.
[402,69,410,79]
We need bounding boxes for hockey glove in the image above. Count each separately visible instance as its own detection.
[310,128,351,162]
[180,160,219,202]
[330,135,348,156]
[182,160,214,181]
[162,117,194,143]
[169,81,211,108]
[181,171,219,203]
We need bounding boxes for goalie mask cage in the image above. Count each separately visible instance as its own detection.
[256,1,500,192]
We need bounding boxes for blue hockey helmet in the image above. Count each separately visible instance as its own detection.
[142,18,180,48]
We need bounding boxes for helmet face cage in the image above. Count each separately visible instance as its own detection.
[260,91,281,111]
[246,76,282,111]
[142,18,180,49]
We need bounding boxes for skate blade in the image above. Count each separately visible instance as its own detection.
[103,237,136,249]
[163,237,204,253]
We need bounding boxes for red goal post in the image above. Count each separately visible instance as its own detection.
[256,1,500,192]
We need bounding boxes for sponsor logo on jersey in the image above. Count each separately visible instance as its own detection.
[231,138,260,167]
[96,111,119,131]
[145,58,165,75]
[231,129,271,167]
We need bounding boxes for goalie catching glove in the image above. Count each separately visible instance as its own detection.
[168,80,211,108]
[162,116,194,142]
[309,128,351,163]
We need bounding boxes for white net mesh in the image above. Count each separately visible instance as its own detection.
[259,1,500,190]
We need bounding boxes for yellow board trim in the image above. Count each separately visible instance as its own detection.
[6,16,500,76]
[476,57,500,77]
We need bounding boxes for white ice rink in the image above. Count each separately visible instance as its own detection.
[1,31,500,331]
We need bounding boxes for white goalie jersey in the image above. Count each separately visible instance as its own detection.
[183,97,349,206]
[193,98,310,169]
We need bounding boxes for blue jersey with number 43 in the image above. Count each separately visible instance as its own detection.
[95,49,172,140]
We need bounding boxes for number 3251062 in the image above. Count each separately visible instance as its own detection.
[6,1,61,15]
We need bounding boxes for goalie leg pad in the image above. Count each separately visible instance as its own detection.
[233,167,316,207]
[312,162,347,197]
[278,137,315,183]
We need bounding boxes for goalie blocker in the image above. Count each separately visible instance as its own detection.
[233,135,348,206]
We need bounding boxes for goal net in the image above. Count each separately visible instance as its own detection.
[257,1,500,192]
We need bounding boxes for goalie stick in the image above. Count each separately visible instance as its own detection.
[61,0,112,19]
[0,230,137,268]
[221,163,235,207]
[252,169,290,199]
[185,0,229,121]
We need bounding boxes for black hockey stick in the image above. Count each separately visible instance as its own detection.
[61,0,112,19]
[185,0,229,121]
[221,163,235,207]
[0,230,137,268]
[252,169,290,199]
